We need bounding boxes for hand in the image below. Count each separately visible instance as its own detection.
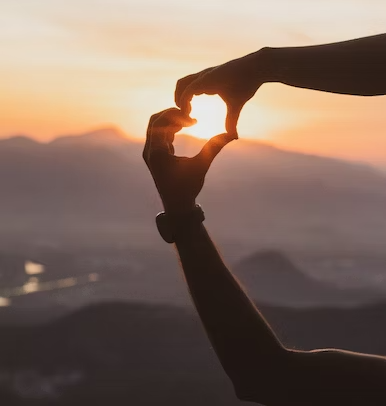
[175,49,268,136]
[143,108,234,215]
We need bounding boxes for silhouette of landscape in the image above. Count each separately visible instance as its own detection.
[2,128,386,255]
[1,128,386,404]
[1,300,386,405]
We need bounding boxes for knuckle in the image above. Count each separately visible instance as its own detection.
[176,78,184,88]
[181,73,195,82]
[148,116,157,128]
[176,78,187,93]
[177,73,198,90]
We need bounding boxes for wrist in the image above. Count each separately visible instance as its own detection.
[163,200,196,217]
[156,203,205,244]
[249,46,281,84]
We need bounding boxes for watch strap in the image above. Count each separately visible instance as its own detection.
[156,204,205,243]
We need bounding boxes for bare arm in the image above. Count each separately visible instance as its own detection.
[175,33,386,134]
[144,108,386,406]
[174,223,386,406]
[174,224,286,404]
[266,33,386,96]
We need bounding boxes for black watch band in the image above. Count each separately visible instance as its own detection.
[155,204,205,243]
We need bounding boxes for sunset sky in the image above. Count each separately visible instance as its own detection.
[1,0,386,164]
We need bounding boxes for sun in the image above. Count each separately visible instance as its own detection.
[183,95,227,139]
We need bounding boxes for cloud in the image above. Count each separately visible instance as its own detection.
[1,0,385,153]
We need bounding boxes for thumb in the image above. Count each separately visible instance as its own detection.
[194,133,235,175]
[225,101,243,138]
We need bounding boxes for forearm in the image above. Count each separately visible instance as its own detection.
[173,222,386,405]
[284,349,386,405]
[260,33,386,96]
[174,223,286,396]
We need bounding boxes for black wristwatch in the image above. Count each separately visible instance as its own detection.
[156,204,205,243]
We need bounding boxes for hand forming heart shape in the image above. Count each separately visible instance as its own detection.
[143,108,235,215]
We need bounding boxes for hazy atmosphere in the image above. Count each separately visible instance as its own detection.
[1,1,386,405]
[2,0,386,163]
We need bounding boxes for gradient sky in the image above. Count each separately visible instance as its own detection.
[1,0,386,164]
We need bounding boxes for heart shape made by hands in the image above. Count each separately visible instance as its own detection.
[183,95,227,141]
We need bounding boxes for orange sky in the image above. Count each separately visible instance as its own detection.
[1,1,386,164]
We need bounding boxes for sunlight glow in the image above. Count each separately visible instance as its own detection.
[1,1,386,162]
[184,95,227,139]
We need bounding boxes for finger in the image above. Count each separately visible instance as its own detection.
[175,67,213,110]
[175,73,200,109]
[144,107,197,162]
[150,126,174,155]
[225,102,243,139]
[194,132,235,175]
[144,110,170,161]
[180,79,213,117]
[153,108,195,130]
[151,108,196,155]
[150,110,180,155]
[179,85,194,117]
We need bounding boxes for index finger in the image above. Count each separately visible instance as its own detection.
[144,110,167,161]
[175,73,199,110]
[145,108,196,158]
[175,67,213,115]
[150,109,184,156]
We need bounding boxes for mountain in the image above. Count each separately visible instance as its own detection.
[1,300,386,405]
[234,250,385,308]
[1,128,386,270]
[0,128,153,249]
[201,138,386,256]
[0,246,383,322]
[0,302,240,405]
[50,127,128,146]
[1,128,385,404]
[0,135,39,149]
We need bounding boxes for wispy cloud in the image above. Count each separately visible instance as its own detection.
[0,0,386,162]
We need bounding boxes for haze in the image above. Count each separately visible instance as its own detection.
[1,0,386,164]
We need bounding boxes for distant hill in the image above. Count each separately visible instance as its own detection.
[1,300,386,405]
[50,127,128,146]
[2,129,386,404]
[234,250,385,307]
[0,135,39,148]
[0,247,383,316]
[0,128,386,259]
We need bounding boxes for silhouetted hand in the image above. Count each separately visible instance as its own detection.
[175,51,266,137]
[143,108,234,214]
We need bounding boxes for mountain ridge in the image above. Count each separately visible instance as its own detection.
[1,128,381,173]
[1,299,386,404]
[234,250,385,307]
[0,127,386,261]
